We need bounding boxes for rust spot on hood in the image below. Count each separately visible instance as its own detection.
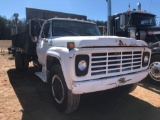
[117,39,147,47]
[119,40,123,46]
[118,40,127,46]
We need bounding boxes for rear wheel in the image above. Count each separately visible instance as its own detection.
[49,65,80,114]
[23,54,29,70]
[15,52,29,71]
[15,52,23,71]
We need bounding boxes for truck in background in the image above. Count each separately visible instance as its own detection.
[11,8,151,113]
[106,1,160,82]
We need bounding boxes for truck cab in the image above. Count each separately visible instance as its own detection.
[112,11,159,41]
[36,18,100,66]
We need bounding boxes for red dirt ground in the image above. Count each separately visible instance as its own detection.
[0,51,160,120]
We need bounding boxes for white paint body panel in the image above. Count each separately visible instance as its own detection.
[50,36,147,48]
[44,46,151,93]
[72,69,148,94]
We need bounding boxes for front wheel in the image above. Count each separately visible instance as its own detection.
[148,55,160,82]
[49,65,80,114]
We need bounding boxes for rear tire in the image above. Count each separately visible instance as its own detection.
[23,54,29,70]
[49,65,80,114]
[15,52,29,71]
[15,52,23,71]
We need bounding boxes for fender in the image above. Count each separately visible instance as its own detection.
[46,47,77,90]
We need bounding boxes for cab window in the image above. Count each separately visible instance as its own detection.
[41,22,51,38]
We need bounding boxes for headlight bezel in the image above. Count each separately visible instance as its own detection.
[142,52,150,67]
[75,55,89,77]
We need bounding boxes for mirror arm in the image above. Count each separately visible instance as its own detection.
[43,38,48,42]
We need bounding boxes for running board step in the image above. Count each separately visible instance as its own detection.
[35,72,46,82]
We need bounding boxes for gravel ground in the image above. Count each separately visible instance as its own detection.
[0,40,11,50]
[0,51,160,120]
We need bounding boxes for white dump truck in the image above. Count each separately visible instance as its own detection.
[11,8,151,113]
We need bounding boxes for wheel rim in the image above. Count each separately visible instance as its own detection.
[149,62,160,82]
[51,75,64,104]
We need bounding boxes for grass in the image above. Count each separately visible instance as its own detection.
[0,40,12,50]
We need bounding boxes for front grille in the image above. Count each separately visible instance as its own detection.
[91,51,142,76]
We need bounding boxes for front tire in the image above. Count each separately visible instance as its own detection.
[148,55,160,82]
[49,65,80,114]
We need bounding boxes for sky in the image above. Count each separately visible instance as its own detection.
[0,0,159,21]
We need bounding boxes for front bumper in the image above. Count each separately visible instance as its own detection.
[72,69,148,94]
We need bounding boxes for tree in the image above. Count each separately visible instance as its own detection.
[0,14,26,40]
[0,16,11,39]
[88,19,107,35]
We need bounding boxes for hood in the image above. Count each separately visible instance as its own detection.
[137,26,160,34]
[51,36,147,48]
[147,26,160,31]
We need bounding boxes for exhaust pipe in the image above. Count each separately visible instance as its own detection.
[106,0,112,35]
[137,2,141,11]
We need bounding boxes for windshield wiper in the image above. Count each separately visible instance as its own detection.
[60,29,80,36]
[86,32,97,36]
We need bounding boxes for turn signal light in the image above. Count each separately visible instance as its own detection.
[67,42,75,50]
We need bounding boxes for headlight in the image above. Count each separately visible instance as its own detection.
[142,52,150,67]
[78,60,87,71]
[144,56,149,63]
[75,55,89,76]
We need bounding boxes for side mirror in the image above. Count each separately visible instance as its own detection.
[120,14,125,30]
[31,36,38,42]
[29,19,43,42]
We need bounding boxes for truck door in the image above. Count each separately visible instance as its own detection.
[37,21,52,66]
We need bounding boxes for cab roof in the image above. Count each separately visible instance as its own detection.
[48,18,96,25]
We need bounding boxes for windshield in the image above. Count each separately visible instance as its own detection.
[52,20,101,36]
[131,13,156,26]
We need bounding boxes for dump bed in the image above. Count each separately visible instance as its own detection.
[26,8,87,21]
[12,31,36,54]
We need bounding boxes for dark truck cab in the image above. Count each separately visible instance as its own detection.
[110,9,160,82]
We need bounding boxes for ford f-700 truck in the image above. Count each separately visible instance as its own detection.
[11,8,151,113]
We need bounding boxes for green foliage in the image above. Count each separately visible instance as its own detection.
[0,15,106,40]
[0,16,11,39]
[88,19,107,35]
[0,16,26,40]
[17,19,26,33]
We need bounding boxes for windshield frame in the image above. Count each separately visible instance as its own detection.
[130,13,156,26]
[52,19,101,36]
